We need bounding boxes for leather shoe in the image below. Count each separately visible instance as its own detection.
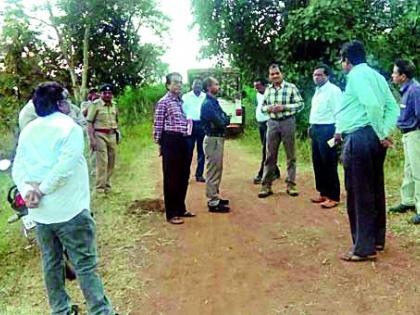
[258,187,273,198]
[411,214,420,224]
[209,204,230,213]
[196,176,206,183]
[219,199,229,205]
[389,203,415,213]
[253,175,262,184]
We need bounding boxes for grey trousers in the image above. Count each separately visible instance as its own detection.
[262,117,296,187]
[204,136,225,206]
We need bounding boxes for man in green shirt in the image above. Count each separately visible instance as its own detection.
[335,40,399,262]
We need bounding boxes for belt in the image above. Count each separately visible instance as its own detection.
[206,133,225,137]
[163,131,185,136]
[401,127,420,134]
[95,129,116,134]
[271,115,294,122]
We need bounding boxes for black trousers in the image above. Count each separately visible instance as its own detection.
[161,132,190,220]
[310,124,340,201]
[258,121,280,178]
[186,121,205,178]
[342,126,387,256]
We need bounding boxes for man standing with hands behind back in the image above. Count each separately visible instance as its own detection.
[336,40,399,262]
[201,77,231,213]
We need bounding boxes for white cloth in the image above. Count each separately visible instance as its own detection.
[256,92,270,122]
[12,112,90,224]
[182,91,206,121]
[309,81,342,125]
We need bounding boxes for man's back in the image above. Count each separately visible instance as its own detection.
[336,63,398,139]
[13,112,90,224]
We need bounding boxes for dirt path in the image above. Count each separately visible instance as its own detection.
[132,140,420,315]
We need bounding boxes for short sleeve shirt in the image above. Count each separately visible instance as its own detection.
[87,99,118,129]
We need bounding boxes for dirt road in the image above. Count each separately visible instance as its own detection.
[132,140,420,315]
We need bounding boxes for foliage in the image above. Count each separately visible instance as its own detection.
[117,84,166,126]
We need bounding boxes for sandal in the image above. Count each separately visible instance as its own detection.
[181,211,196,218]
[168,217,184,225]
[340,252,377,262]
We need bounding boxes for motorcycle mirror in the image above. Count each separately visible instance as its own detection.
[0,159,11,171]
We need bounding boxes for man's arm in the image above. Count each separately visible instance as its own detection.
[201,101,229,128]
[12,135,33,198]
[381,82,399,139]
[331,87,343,122]
[153,100,166,143]
[38,126,84,195]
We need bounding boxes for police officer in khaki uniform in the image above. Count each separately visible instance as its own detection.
[87,84,120,193]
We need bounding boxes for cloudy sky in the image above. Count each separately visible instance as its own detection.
[0,0,214,78]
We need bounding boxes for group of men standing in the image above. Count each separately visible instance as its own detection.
[153,73,231,224]
[153,40,419,263]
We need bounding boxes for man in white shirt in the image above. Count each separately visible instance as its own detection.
[12,82,115,315]
[309,64,342,209]
[182,79,206,182]
[253,78,280,184]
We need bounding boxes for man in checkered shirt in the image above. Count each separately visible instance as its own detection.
[258,63,305,198]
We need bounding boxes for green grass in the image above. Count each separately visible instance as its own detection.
[0,121,166,314]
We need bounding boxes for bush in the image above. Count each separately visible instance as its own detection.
[116,84,166,126]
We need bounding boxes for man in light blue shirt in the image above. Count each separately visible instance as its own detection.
[13,82,115,315]
[309,64,342,209]
[336,41,399,262]
[182,79,206,182]
[253,78,280,184]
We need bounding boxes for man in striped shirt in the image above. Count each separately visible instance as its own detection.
[153,72,194,225]
[258,63,305,198]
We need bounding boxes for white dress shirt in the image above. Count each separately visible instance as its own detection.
[309,81,342,124]
[182,91,206,121]
[256,92,270,122]
[12,112,90,224]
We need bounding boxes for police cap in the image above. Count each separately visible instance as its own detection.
[99,84,114,93]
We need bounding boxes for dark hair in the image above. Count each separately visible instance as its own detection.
[33,82,65,117]
[340,40,366,65]
[315,64,331,76]
[165,72,182,90]
[394,59,416,79]
[254,78,269,86]
[202,77,217,93]
[269,63,282,72]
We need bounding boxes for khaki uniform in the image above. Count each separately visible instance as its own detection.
[87,99,119,192]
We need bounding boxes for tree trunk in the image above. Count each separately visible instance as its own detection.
[80,24,91,102]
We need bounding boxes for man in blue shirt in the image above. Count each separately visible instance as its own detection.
[13,82,115,314]
[389,59,420,224]
[201,77,231,213]
[335,41,399,262]
[182,79,206,182]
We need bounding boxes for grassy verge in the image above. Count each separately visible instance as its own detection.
[0,121,163,314]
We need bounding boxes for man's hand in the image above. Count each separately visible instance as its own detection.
[89,139,97,151]
[24,182,43,208]
[381,137,394,149]
[272,105,285,113]
[334,133,342,145]
[307,126,312,138]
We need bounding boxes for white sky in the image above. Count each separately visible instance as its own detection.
[0,0,215,78]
